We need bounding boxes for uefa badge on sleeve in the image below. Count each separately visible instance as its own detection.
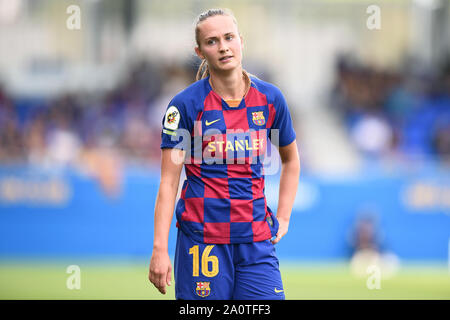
[164,105,180,130]
[195,282,211,298]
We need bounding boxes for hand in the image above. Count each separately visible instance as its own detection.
[148,249,172,294]
[271,217,289,245]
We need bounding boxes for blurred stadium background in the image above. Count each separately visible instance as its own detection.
[0,0,449,299]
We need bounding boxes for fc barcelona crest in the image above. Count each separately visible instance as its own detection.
[252,111,265,126]
[195,282,211,298]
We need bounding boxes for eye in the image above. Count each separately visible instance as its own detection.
[207,39,216,45]
[225,35,234,41]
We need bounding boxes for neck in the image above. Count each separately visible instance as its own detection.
[209,67,249,100]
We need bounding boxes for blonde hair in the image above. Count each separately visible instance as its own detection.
[194,8,241,81]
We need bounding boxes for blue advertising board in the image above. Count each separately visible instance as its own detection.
[0,165,449,261]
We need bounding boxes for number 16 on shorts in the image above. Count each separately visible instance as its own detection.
[189,245,219,298]
[189,245,219,277]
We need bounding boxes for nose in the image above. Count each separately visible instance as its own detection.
[218,39,229,53]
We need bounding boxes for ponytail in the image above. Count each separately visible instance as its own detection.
[196,59,210,81]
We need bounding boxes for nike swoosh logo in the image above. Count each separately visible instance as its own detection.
[205,119,220,126]
[274,288,284,293]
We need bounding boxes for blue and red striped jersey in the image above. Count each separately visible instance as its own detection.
[160,75,296,244]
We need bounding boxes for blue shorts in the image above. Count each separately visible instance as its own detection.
[174,229,285,300]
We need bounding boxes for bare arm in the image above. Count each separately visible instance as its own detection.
[148,148,185,294]
[271,139,300,244]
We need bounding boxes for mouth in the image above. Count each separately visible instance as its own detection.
[219,55,233,62]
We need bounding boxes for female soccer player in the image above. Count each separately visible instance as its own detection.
[149,8,300,300]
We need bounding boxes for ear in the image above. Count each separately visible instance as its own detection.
[195,46,204,60]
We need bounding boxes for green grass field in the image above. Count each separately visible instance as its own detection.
[1,260,449,299]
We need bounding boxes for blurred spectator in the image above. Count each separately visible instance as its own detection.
[23,112,48,166]
[79,141,123,199]
[347,209,400,279]
[0,60,195,170]
[350,114,393,157]
[46,109,81,168]
[348,211,382,254]
[432,124,450,159]
[0,93,24,164]
[331,54,450,164]
[4,53,447,171]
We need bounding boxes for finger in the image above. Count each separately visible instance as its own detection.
[271,234,281,244]
[157,272,167,294]
[158,284,167,295]
[155,279,166,294]
[166,266,172,287]
[149,269,166,294]
[149,270,156,284]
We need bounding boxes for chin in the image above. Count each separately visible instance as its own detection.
[217,62,241,73]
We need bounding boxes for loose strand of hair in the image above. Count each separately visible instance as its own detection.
[196,59,208,81]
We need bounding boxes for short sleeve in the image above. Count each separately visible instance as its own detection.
[269,88,296,147]
[160,98,192,150]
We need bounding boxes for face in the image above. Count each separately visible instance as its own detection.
[195,15,243,74]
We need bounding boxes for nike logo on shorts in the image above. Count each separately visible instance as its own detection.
[274,288,284,293]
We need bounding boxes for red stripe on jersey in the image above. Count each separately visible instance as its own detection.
[230,199,253,222]
[204,222,230,243]
[226,164,253,178]
[192,111,203,137]
[180,182,188,199]
[267,103,276,128]
[204,178,230,198]
[185,164,201,177]
[252,221,272,242]
[252,177,265,199]
[204,91,222,111]
[222,108,250,131]
[245,86,268,107]
[182,198,204,223]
